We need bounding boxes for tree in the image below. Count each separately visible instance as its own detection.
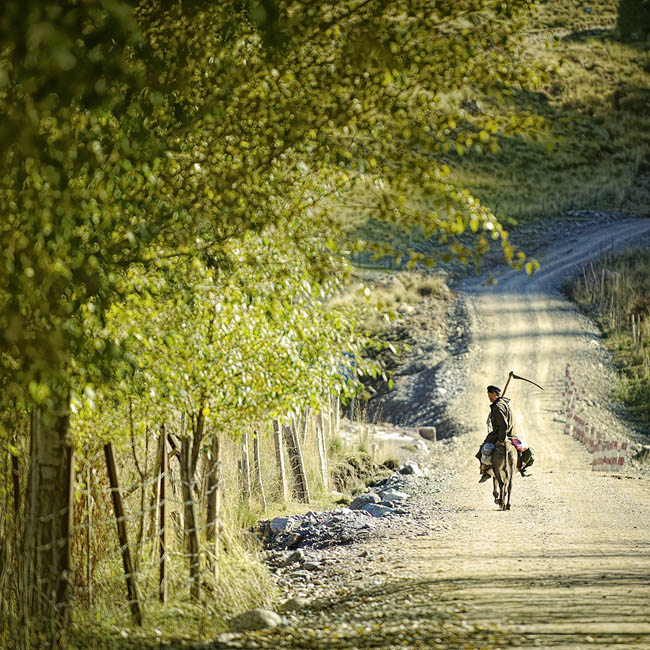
[0,0,545,644]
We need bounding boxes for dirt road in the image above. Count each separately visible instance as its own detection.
[412,216,650,648]
[211,218,650,650]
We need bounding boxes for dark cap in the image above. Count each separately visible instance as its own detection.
[487,385,501,394]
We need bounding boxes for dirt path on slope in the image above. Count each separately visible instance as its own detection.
[397,216,650,648]
[206,218,650,650]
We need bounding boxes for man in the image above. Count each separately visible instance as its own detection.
[476,384,528,483]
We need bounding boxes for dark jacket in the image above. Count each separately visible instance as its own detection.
[484,397,514,445]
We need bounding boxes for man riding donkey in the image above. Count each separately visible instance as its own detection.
[476,379,536,483]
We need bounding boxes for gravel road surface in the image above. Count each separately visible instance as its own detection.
[203,216,650,650]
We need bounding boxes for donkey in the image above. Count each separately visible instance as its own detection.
[491,439,517,510]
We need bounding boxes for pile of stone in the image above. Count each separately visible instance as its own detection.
[254,462,424,551]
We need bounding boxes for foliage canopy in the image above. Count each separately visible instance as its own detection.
[0,0,545,409]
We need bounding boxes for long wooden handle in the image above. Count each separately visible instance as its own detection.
[501,371,514,398]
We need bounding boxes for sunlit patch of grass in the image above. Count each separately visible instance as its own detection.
[334,269,450,335]
[69,525,277,648]
[448,1,650,221]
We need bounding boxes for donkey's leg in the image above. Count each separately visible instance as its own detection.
[504,451,515,510]
[492,475,500,505]
[495,473,505,509]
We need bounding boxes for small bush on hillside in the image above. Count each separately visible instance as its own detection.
[617,0,650,40]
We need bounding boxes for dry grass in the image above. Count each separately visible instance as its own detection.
[449,0,650,220]
[61,409,404,648]
[334,269,450,333]
[565,247,650,423]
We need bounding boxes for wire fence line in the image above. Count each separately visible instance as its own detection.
[563,364,628,470]
[1,405,339,645]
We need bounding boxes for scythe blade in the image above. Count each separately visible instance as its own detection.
[511,372,544,391]
[501,370,544,397]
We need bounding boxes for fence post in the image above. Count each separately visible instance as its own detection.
[239,431,251,501]
[316,414,329,492]
[86,463,93,609]
[252,430,267,511]
[104,443,142,625]
[284,420,310,503]
[159,427,167,604]
[180,437,200,601]
[205,433,221,582]
[272,419,288,502]
[11,452,19,516]
[332,392,340,434]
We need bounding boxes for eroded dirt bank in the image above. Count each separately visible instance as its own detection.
[201,216,650,650]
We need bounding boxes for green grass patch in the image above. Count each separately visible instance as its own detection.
[565,247,650,423]
[452,6,650,220]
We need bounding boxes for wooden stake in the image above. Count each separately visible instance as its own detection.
[158,427,167,604]
[239,431,251,501]
[11,452,19,516]
[333,393,340,434]
[316,414,329,492]
[180,437,200,601]
[104,443,142,625]
[252,431,267,511]
[86,463,93,608]
[205,434,221,581]
[272,420,288,502]
[284,421,310,503]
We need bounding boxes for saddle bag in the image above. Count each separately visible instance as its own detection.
[521,446,535,468]
[510,436,528,453]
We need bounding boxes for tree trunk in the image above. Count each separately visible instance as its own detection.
[23,404,75,648]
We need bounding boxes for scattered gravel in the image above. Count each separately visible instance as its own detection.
[189,214,650,650]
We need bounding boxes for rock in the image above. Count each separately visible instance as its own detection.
[280,597,310,613]
[415,440,429,453]
[217,632,238,644]
[418,426,437,441]
[228,609,281,632]
[330,491,349,504]
[378,488,410,502]
[270,516,299,533]
[282,550,305,566]
[634,446,650,464]
[360,503,393,517]
[399,460,424,476]
[349,492,381,510]
[286,533,303,547]
[303,560,321,571]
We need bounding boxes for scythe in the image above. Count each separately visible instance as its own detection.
[501,370,544,397]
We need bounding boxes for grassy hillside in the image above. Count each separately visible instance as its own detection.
[453,0,650,220]
[566,247,650,424]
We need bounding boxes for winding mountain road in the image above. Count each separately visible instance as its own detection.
[210,217,650,650]
[418,216,650,648]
